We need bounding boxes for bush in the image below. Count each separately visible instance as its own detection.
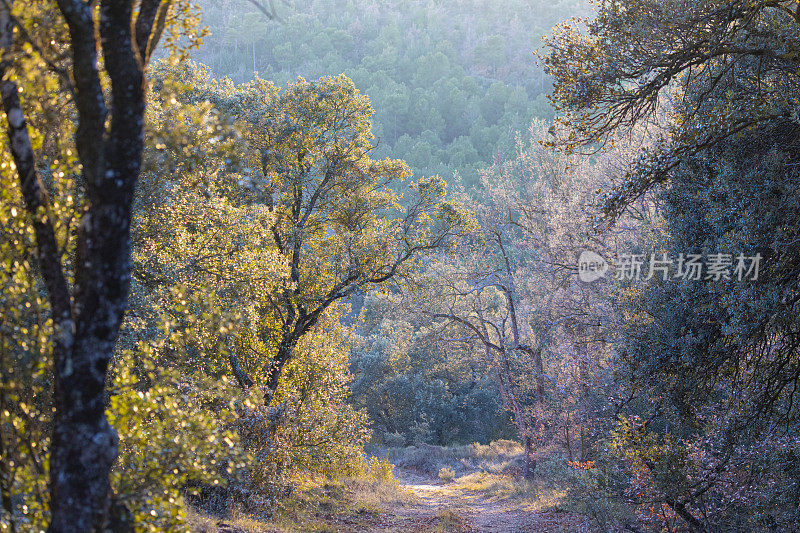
[108,348,242,532]
[382,431,406,448]
[366,456,396,484]
[384,439,526,476]
[438,467,455,483]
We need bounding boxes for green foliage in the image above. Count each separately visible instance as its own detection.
[543,0,800,218]
[0,134,55,531]
[586,65,800,530]
[351,292,512,446]
[608,417,693,500]
[108,347,240,533]
[384,440,524,477]
[365,456,396,485]
[609,123,800,529]
[192,0,582,187]
[127,59,473,521]
[269,310,372,477]
[0,5,211,528]
[539,0,800,527]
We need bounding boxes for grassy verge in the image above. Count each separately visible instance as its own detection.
[187,459,415,532]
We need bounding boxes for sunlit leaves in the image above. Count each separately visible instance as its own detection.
[108,346,241,533]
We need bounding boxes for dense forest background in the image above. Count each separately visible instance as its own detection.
[192,0,586,186]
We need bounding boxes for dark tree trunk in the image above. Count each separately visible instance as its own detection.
[521,435,536,480]
[667,499,707,533]
[48,4,148,530]
[533,347,545,402]
[564,418,573,461]
[265,335,298,404]
[1,1,166,530]
[263,310,324,405]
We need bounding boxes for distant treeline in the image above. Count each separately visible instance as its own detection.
[193,0,588,186]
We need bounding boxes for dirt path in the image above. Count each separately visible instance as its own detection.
[381,473,592,533]
[205,470,595,532]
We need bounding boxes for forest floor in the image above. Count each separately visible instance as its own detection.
[375,470,594,532]
[194,471,595,532]
[190,441,607,532]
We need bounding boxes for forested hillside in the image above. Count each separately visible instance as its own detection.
[2,1,800,532]
[191,0,587,186]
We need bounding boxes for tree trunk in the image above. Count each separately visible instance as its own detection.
[580,423,586,461]
[533,347,545,402]
[666,499,707,533]
[265,334,298,405]
[574,322,590,462]
[49,2,149,527]
[0,1,165,528]
[490,348,536,481]
[0,12,120,526]
[564,418,573,461]
[48,347,119,532]
[521,435,536,480]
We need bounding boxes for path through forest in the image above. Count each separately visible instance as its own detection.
[373,472,593,533]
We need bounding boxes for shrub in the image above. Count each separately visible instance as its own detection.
[108,348,242,532]
[366,456,396,484]
[382,431,406,448]
[438,467,456,483]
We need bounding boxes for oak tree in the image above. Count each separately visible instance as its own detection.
[0,1,200,530]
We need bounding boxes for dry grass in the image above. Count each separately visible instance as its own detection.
[455,471,568,509]
[426,509,471,532]
[187,469,414,533]
[385,440,576,517]
[383,439,525,476]
[438,466,456,483]
[186,441,602,532]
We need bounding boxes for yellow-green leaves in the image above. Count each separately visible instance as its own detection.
[108,347,241,533]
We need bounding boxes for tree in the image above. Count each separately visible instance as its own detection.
[192,0,585,188]
[544,2,800,528]
[128,67,374,506]
[410,122,611,479]
[543,0,800,217]
[349,291,510,447]
[191,74,472,405]
[544,0,800,521]
[0,1,200,530]
[417,233,546,479]
[607,115,800,532]
[138,64,471,436]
